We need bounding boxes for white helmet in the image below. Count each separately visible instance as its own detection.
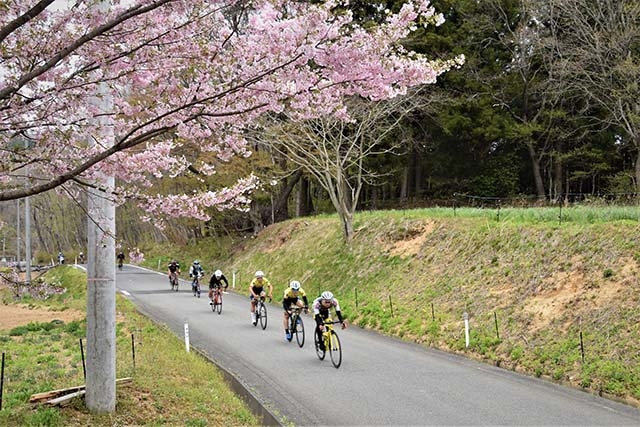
[290,280,301,291]
[215,269,222,278]
[321,291,333,300]
[255,270,264,278]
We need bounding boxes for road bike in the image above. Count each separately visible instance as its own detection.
[314,317,342,368]
[169,271,179,292]
[253,295,269,330]
[286,305,306,347]
[210,287,223,314]
[191,274,202,298]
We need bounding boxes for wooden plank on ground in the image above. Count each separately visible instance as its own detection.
[29,377,133,404]
[46,390,85,407]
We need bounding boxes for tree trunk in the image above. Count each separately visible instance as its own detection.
[553,153,563,202]
[400,164,409,202]
[414,151,423,199]
[526,142,546,199]
[272,169,303,223]
[296,176,314,216]
[635,145,640,196]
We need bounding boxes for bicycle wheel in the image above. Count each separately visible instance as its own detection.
[258,302,267,330]
[314,332,325,360]
[329,330,342,368]
[294,315,305,348]
[216,292,222,314]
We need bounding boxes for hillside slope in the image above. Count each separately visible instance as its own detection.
[152,208,640,407]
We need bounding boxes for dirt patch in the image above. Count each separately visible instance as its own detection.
[388,220,436,257]
[523,257,630,331]
[0,304,84,331]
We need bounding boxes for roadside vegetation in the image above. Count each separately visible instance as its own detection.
[0,266,257,426]
[141,206,640,407]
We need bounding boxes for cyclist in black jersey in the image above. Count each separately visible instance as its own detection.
[167,260,180,283]
[208,269,229,305]
[116,251,125,269]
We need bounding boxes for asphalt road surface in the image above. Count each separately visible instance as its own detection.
[116,265,640,426]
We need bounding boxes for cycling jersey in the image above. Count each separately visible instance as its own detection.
[168,263,180,273]
[189,265,203,278]
[209,274,229,289]
[312,296,343,324]
[249,277,271,297]
[282,287,308,310]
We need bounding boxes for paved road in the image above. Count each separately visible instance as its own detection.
[117,265,640,426]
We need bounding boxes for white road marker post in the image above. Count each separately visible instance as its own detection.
[184,320,190,353]
[463,312,470,348]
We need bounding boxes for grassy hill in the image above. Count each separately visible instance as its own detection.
[144,206,640,407]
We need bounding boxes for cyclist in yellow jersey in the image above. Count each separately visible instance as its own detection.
[282,280,309,341]
[249,270,273,325]
[312,291,346,351]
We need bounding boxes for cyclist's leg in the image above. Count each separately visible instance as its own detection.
[315,322,325,350]
[283,301,291,339]
[282,301,290,331]
[250,296,257,324]
[317,328,324,350]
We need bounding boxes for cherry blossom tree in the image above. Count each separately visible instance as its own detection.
[1,0,461,413]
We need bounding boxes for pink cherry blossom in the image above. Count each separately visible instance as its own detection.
[0,0,463,222]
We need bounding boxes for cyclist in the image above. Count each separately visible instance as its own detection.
[57,252,65,265]
[78,251,85,264]
[249,270,272,325]
[189,260,204,294]
[312,291,346,351]
[167,259,181,285]
[208,269,229,305]
[282,280,308,341]
[116,251,125,268]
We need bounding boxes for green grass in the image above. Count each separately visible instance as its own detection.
[137,206,640,407]
[0,266,257,426]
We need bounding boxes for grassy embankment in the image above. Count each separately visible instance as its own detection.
[142,205,640,407]
[0,266,257,426]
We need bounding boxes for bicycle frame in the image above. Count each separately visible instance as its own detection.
[191,274,202,297]
[253,295,269,330]
[315,317,342,368]
[211,286,222,304]
[210,286,223,314]
[169,271,179,291]
[287,306,305,347]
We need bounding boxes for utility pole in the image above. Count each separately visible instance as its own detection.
[16,199,20,266]
[85,0,117,406]
[24,195,31,284]
[24,138,32,284]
